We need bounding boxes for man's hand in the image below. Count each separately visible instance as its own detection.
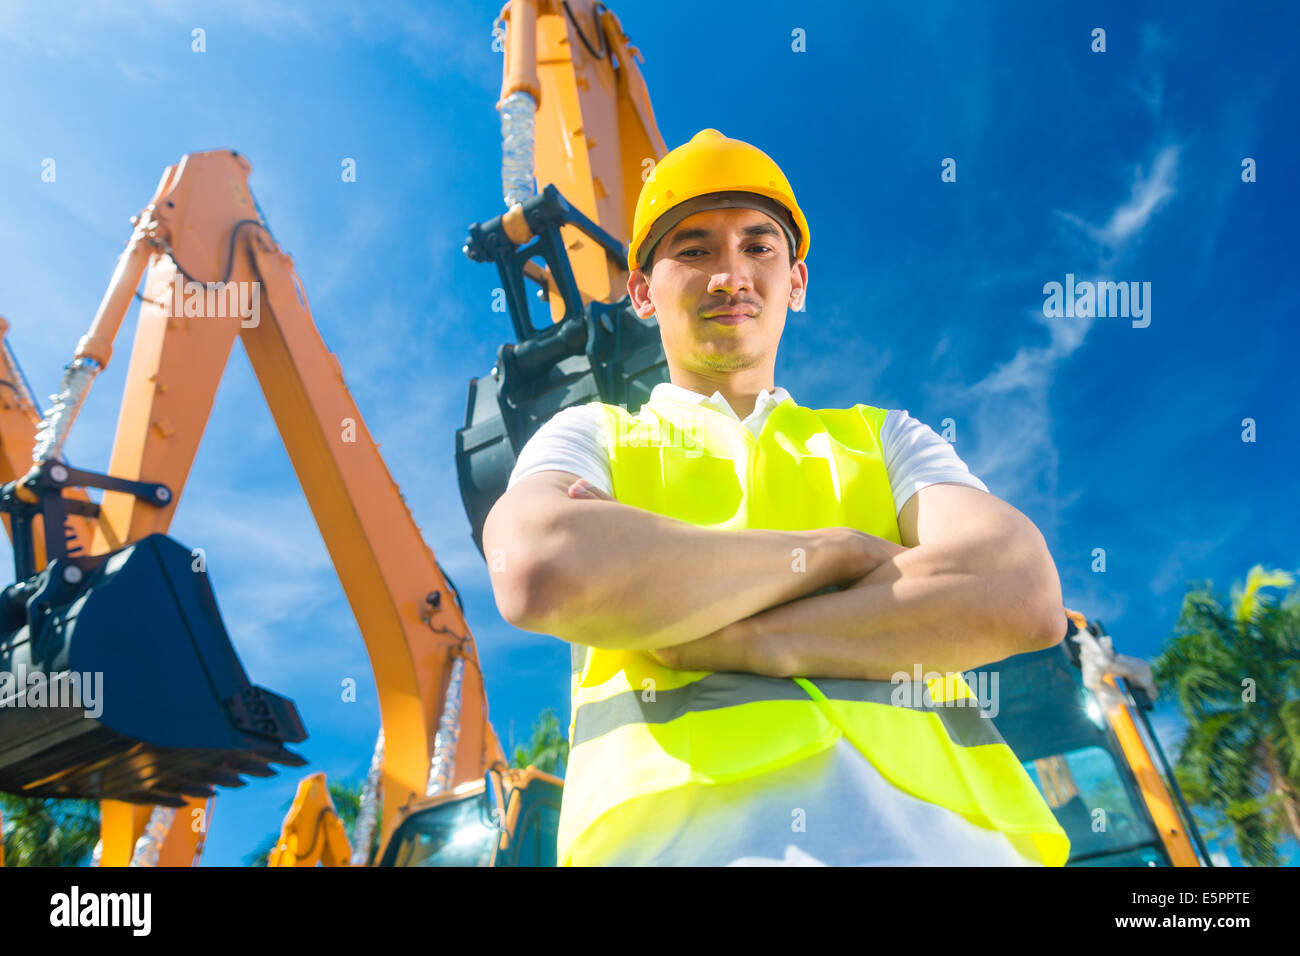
[647,618,760,673]
[567,478,614,501]
[657,486,1065,681]
[647,548,910,677]
[646,644,681,669]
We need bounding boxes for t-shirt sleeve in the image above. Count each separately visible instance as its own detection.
[506,404,614,497]
[881,408,989,517]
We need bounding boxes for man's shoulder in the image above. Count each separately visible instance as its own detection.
[508,402,613,492]
[572,400,629,434]
[536,402,607,430]
[515,403,607,457]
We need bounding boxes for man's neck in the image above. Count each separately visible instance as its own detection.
[669,373,774,421]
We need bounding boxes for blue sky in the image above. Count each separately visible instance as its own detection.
[1,0,1295,866]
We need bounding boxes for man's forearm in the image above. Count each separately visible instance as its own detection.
[519,499,880,652]
[661,527,1064,679]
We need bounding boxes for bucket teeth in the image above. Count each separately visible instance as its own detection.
[0,533,310,805]
[0,726,311,802]
[221,758,277,778]
[278,748,309,768]
[172,783,217,797]
[203,774,245,789]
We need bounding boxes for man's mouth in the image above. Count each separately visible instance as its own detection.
[702,307,757,325]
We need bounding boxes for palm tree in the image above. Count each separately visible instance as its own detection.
[245,778,371,866]
[511,707,568,777]
[0,794,99,867]
[244,829,280,867]
[328,777,363,834]
[1152,564,1300,866]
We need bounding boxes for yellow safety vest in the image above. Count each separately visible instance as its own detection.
[558,393,1070,867]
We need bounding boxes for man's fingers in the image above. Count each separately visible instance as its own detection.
[568,479,613,500]
[647,646,677,668]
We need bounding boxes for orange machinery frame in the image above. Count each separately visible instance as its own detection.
[2,150,503,864]
[1,0,668,866]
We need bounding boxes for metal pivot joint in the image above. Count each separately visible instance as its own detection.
[457,184,670,555]
[464,182,624,351]
[0,457,172,584]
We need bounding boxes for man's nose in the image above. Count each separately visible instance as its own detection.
[707,249,755,296]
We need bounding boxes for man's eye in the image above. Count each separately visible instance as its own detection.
[749,244,773,254]
[679,248,706,258]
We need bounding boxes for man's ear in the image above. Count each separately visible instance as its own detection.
[789,260,809,311]
[628,268,655,319]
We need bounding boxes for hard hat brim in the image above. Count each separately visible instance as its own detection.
[635,191,800,272]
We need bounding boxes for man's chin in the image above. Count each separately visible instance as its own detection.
[694,351,761,373]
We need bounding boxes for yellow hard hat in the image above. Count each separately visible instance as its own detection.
[629,128,810,273]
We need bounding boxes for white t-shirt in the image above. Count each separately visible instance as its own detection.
[507,383,992,512]
[508,382,1039,866]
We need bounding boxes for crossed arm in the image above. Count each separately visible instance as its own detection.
[487,474,1066,681]
[651,482,1066,679]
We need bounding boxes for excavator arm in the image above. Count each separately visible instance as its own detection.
[0,319,98,569]
[0,149,504,865]
[268,773,352,867]
[87,149,506,858]
[497,0,667,310]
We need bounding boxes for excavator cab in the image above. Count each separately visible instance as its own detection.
[982,642,1168,865]
[0,457,307,806]
[377,768,563,867]
[969,617,1209,866]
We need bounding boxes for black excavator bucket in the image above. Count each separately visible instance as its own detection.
[0,533,307,804]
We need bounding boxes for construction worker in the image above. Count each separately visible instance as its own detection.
[485,128,1070,866]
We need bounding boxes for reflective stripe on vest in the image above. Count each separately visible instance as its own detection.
[557,395,1070,867]
[572,672,1004,748]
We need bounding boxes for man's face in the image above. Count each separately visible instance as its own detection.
[628,207,808,377]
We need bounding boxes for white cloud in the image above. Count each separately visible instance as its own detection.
[111,58,165,85]
[1055,145,1180,253]
[936,143,1181,543]
[1129,24,1172,120]
[1130,72,1164,119]
[941,305,1082,533]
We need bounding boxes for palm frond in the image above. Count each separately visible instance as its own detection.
[1154,565,1300,865]
[511,707,569,777]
